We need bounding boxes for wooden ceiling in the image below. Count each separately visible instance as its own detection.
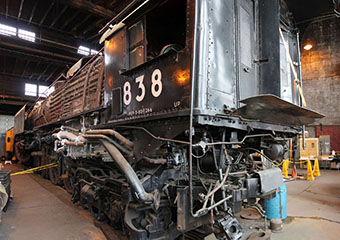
[0,0,133,114]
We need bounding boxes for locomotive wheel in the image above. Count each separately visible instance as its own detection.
[48,153,61,185]
[63,175,74,194]
[14,141,30,163]
[63,166,75,194]
[39,146,49,178]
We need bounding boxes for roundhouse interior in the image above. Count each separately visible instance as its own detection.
[0,0,340,240]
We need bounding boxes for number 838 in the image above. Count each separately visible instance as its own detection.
[123,69,163,106]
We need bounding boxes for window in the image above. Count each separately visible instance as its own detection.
[127,0,186,69]
[25,83,37,96]
[90,49,99,55]
[39,85,54,97]
[25,84,54,97]
[77,46,90,56]
[0,24,16,36]
[128,21,145,69]
[18,29,35,42]
[38,85,49,97]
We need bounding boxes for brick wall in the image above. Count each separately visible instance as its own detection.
[301,17,340,150]
[301,17,340,126]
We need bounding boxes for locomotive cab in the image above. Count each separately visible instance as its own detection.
[102,0,310,124]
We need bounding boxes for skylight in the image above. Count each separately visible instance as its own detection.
[25,83,37,97]
[38,85,55,97]
[77,46,90,56]
[90,49,99,55]
[0,24,16,36]
[18,29,35,42]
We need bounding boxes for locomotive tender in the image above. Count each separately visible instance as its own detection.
[14,0,323,239]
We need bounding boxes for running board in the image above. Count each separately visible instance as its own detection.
[233,94,324,126]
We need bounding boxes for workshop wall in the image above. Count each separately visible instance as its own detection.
[301,17,340,151]
[301,17,340,126]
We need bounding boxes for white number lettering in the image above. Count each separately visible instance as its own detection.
[135,75,145,102]
[123,81,132,105]
[151,69,162,98]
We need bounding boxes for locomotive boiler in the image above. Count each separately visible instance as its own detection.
[13,0,323,239]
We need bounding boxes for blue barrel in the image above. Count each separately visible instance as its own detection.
[264,183,287,220]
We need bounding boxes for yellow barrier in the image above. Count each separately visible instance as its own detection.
[10,162,58,176]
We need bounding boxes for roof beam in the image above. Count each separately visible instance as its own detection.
[0,47,72,65]
[21,60,30,77]
[37,63,52,82]
[29,62,41,80]
[0,94,36,102]
[0,39,78,63]
[49,0,114,18]
[39,2,55,26]
[0,99,32,106]
[18,0,25,19]
[50,5,68,28]
[45,66,60,82]
[71,14,91,32]
[0,71,48,83]
[60,11,79,30]
[82,18,104,36]
[5,0,8,18]
[29,0,39,24]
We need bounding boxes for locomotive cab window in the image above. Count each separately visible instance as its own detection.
[128,0,187,69]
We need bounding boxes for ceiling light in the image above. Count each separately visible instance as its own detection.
[303,44,313,51]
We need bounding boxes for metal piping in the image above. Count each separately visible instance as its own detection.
[296,31,306,150]
[82,134,133,156]
[86,129,133,147]
[52,131,85,143]
[56,140,84,147]
[189,0,200,217]
[100,139,159,207]
[143,156,167,165]
[99,0,144,33]
[219,130,228,211]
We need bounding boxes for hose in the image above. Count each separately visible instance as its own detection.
[100,139,159,206]
[204,165,230,200]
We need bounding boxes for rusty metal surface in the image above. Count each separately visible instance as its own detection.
[28,56,104,128]
[247,230,271,240]
[240,208,262,220]
[234,94,324,126]
[14,105,25,135]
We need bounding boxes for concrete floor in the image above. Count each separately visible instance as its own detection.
[0,164,339,240]
[0,164,105,240]
[272,169,340,240]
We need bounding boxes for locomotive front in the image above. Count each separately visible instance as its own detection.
[15,0,324,239]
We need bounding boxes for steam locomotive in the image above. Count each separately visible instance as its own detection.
[13,0,322,239]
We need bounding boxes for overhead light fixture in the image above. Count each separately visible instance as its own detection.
[303,44,313,51]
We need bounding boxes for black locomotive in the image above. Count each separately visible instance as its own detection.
[13,0,322,239]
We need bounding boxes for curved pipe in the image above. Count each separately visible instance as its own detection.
[82,134,132,156]
[52,131,85,143]
[100,139,157,204]
[56,140,84,147]
[86,129,133,147]
[61,126,80,133]
[143,156,167,165]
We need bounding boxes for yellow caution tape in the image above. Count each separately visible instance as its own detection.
[11,162,59,176]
